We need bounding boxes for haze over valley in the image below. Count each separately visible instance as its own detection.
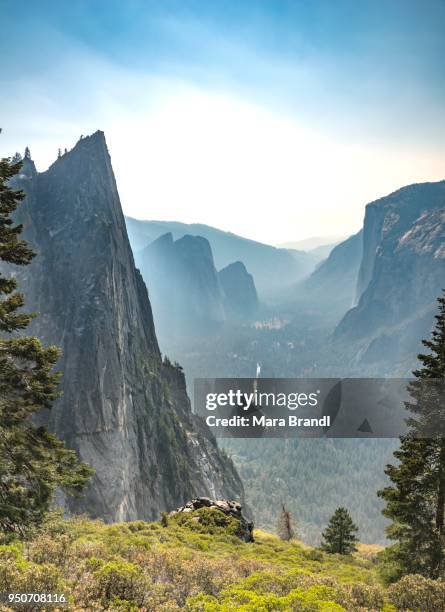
[125,170,445,543]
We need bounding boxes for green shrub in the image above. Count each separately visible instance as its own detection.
[172,507,242,539]
[93,559,147,607]
[70,538,109,560]
[0,513,388,610]
[377,544,404,585]
[26,533,71,566]
[185,593,220,610]
[0,543,23,561]
[303,548,324,562]
[339,582,385,610]
[0,558,65,599]
[387,574,445,611]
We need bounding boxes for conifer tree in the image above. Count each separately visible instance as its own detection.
[378,290,445,578]
[0,154,92,535]
[276,503,295,541]
[321,507,358,554]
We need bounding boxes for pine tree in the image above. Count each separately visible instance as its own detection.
[0,155,93,535]
[276,503,295,541]
[378,290,445,578]
[321,507,358,554]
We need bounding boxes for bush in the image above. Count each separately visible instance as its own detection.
[93,559,147,608]
[171,508,242,539]
[377,544,404,585]
[26,533,71,566]
[339,582,385,610]
[0,513,387,610]
[303,548,324,562]
[0,557,65,607]
[204,584,347,611]
[70,538,109,560]
[387,574,445,611]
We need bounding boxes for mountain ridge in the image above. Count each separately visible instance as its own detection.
[125,217,318,299]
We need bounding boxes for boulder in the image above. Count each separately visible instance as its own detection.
[170,497,254,542]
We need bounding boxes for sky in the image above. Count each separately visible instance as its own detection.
[0,0,444,245]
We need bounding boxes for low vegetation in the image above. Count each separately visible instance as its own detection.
[1,508,444,611]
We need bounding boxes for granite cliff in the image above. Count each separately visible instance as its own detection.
[136,232,226,341]
[293,230,363,324]
[335,180,445,373]
[218,261,259,320]
[5,132,244,521]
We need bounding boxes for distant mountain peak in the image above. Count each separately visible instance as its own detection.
[218,260,258,320]
[222,261,248,273]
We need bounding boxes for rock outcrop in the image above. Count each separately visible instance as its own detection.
[218,261,259,320]
[5,132,244,522]
[135,232,226,341]
[170,497,254,542]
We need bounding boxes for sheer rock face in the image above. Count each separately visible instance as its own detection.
[218,261,259,320]
[295,230,363,324]
[136,232,226,341]
[6,132,244,521]
[334,180,445,371]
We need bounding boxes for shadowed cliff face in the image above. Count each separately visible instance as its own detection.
[136,232,226,342]
[334,180,445,373]
[6,132,244,521]
[288,230,363,325]
[218,261,259,320]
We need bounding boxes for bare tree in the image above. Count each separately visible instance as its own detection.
[277,503,295,541]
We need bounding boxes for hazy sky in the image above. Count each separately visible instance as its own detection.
[1,0,444,244]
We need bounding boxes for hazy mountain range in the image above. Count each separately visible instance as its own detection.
[125,217,319,300]
[134,232,259,345]
[4,130,444,544]
[278,235,346,253]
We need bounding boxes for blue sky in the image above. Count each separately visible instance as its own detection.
[1,0,444,243]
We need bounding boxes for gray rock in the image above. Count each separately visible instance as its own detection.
[135,232,226,341]
[171,496,254,542]
[334,180,445,373]
[218,261,259,320]
[4,131,245,522]
[295,230,363,324]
